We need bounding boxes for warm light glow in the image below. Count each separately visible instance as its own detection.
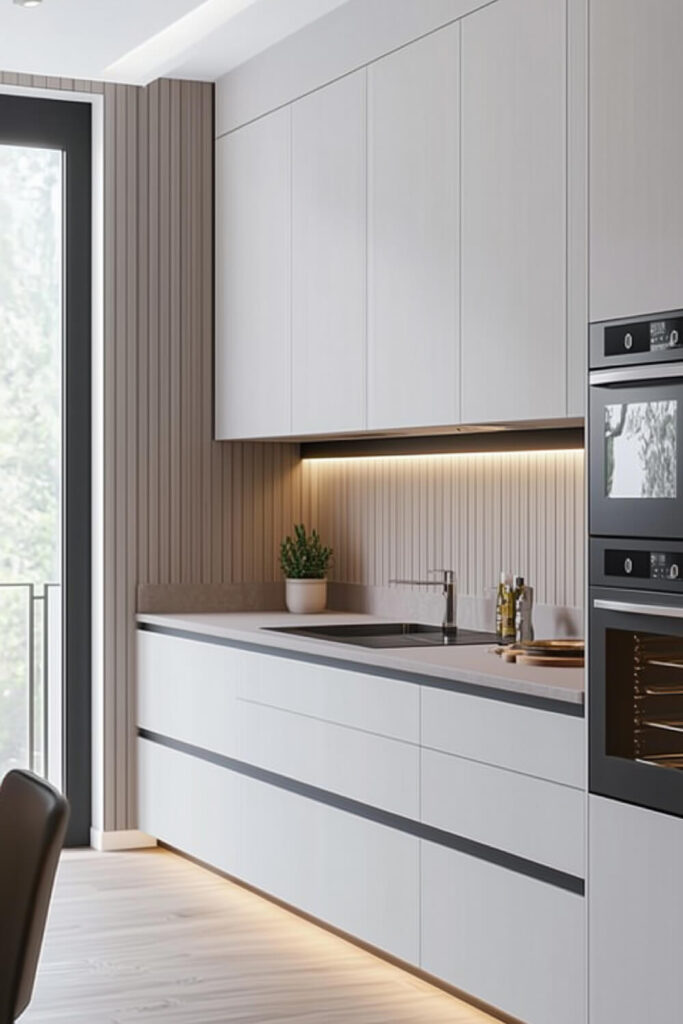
[302,449,585,464]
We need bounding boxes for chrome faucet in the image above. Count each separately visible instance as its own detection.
[388,569,457,632]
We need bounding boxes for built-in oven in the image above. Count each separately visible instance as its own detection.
[589,311,683,539]
[590,539,683,817]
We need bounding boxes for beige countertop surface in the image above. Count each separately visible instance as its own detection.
[136,610,585,708]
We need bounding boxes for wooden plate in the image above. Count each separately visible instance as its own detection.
[515,653,585,668]
[519,639,584,657]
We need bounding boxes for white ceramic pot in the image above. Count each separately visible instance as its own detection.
[285,578,327,614]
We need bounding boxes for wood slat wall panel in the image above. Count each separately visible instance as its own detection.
[302,452,585,609]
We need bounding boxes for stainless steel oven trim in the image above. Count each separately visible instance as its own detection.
[593,598,683,619]
[590,364,683,386]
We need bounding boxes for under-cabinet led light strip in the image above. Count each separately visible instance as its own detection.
[301,448,584,463]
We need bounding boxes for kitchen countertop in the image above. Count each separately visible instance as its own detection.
[136,610,585,708]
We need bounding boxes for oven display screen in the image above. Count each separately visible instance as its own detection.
[651,320,681,351]
[605,401,677,498]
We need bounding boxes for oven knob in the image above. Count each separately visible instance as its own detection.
[671,564,680,580]
[624,557,633,574]
[624,332,633,350]
[671,329,679,347]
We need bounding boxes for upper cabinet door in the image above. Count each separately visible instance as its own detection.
[461,0,567,424]
[367,24,460,431]
[292,71,367,435]
[590,0,683,322]
[215,109,291,439]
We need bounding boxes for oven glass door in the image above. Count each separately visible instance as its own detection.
[590,378,683,537]
[590,587,683,816]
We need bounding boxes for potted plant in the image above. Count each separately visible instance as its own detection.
[280,524,333,614]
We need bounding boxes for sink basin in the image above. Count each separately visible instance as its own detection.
[264,622,501,649]
[280,622,442,637]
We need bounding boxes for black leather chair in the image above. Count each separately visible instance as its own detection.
[0,770,69,1023]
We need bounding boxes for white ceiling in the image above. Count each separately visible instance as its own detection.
[0,0,350,85]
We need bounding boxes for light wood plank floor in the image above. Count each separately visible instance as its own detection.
[23,848,506,1024]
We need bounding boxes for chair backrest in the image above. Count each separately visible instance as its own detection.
[0,770,69,1024]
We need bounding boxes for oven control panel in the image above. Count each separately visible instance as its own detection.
[590,309,683,369]
[604,548,683,582]
[605,318,683,358]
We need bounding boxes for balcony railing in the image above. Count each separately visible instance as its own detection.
[0,582,61,784]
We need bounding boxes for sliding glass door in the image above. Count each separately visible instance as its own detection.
[0,93,91,845]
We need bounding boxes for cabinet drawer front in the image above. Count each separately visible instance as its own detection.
[138,738,420,965]
[237,700,419,818]
[138,736,241,870]
[237,651,419,742]
[421,686,584,788]
[137,631,242,755]
[422,841,586,1024]
[422,748,585,878]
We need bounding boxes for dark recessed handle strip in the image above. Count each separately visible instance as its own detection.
[138,727,585,897]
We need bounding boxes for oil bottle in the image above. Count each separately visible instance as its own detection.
[496,573,515,642]
[513,575,535,643]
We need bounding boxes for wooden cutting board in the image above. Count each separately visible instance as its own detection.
[496,646,584,668]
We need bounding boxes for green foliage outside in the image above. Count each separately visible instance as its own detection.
[0,145,62,776]
[280,524,333,579]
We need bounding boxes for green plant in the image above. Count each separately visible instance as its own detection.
[280,524,333,579]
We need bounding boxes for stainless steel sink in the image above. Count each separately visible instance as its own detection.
[264,622,501,649]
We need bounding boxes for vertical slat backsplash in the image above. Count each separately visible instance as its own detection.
[302,451,585,608]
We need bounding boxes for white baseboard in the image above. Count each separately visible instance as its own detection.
[90,828,157,852]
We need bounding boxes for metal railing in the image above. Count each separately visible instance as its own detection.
[0,582,60,778]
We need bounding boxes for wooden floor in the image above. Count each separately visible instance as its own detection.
[24,848,505,1023]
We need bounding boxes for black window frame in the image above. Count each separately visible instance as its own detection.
[0,93,92,846]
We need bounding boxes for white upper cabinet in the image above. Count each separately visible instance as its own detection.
[215,108,291,439]
[566,0,588,417]
[291,71,367,435]
[215,0,586,439]
[461,0,567,424]
[367,24,460,430]
[590,0,683,322]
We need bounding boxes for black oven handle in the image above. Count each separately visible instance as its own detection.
[594,598,683,619]
[590,364,683,386]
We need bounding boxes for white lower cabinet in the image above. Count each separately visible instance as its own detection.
[137,631,587,1020]
[137,631,243,756]
[589,795,683,1023]
[421,841,586,1024]
[236,650,419,742]
[421,747,585,878]
[421,685,585,789]
[236,700,420,818]
[138,738,420,965]
[138,737,242,873]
